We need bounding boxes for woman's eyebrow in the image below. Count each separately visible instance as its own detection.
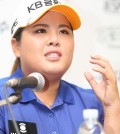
[59,24,72,30]
[31,24,72,29]
[31,24,49,28]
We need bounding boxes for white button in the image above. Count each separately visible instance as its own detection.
[52,131,57,134]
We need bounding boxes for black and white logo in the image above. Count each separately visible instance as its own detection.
[27,0,61,13]
[19,123,27,133]
[104,0,120,13]
[8,120,37,134]
[11,19,18,35]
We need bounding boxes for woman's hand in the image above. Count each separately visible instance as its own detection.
[84,55,120,108]
[84,55,120,134]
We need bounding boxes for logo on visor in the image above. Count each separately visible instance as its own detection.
[11,19,18,35]
[27,0,61,13]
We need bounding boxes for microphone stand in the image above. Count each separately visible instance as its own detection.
[0,93,21,107]
[3,84,22,134]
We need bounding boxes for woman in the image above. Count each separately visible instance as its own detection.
[0,0,120,133]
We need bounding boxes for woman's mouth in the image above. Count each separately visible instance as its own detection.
[45,51,61,61]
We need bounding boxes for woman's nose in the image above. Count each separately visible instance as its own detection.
[47,32,60,46]
[49,42,60,46]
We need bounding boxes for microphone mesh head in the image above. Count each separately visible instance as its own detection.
[28,72,45,91]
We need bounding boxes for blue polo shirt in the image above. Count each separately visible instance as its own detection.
[0,67,104,134]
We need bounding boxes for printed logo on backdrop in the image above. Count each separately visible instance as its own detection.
[27,0,61,13]
[96,25,120,83]
[104,0,120,13]
[0,21,9,35]
[97,26,120,48]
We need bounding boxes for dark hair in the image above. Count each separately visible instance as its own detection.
[13,28,24,41]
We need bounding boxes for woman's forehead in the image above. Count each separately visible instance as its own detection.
[32,11,71,26]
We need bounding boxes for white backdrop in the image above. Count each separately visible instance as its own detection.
[0,0,120,90]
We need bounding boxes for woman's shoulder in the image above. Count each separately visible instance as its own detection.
[60,79,101,105]
[61,79,95,94]
[0,77,10,86]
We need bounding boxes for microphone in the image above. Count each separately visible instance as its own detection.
[5,72,45,91]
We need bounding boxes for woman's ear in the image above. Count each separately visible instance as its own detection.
[11,38,20,57]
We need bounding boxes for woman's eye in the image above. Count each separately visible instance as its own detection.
[60,30,69,34]
[35,29,47,33]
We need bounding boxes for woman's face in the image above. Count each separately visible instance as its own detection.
[12,11,74,79]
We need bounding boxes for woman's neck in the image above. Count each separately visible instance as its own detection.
[34,79,60,108]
